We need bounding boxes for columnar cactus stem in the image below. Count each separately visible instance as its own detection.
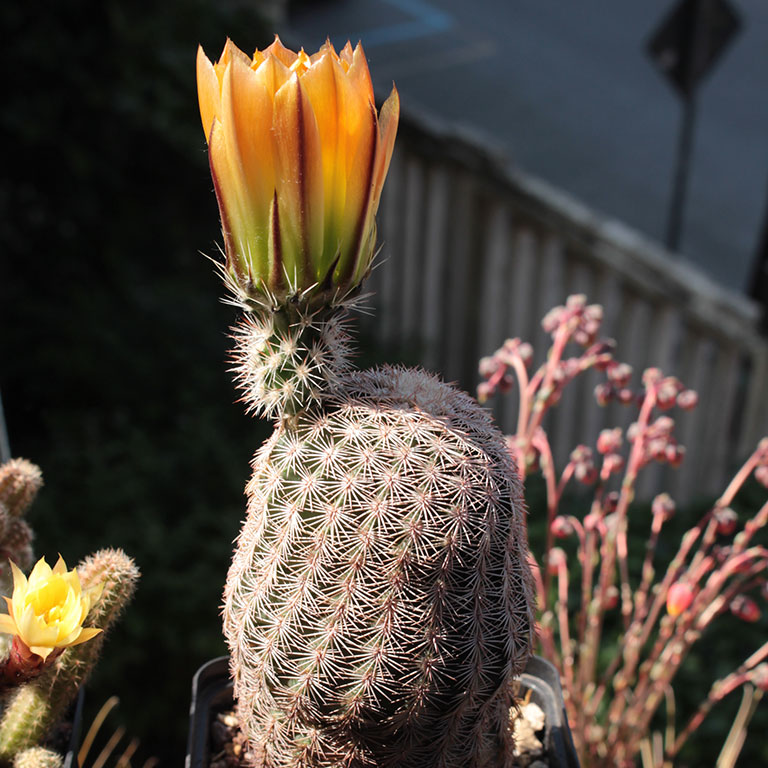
[0,549,139,760]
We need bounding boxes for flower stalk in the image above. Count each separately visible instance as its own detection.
[478,295,768,766]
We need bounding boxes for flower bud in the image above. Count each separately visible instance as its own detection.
[197,37,399,307]
[676,389,698,411]
[666,582,694,617]
[596,428,623,455]
[550,517,575,539]
[713,507,738,536]
[730,595,761,623]
[652,493,675,522]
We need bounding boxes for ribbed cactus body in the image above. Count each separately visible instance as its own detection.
[224,361,534,768]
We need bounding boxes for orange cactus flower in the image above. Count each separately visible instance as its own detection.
[197,36,399,306]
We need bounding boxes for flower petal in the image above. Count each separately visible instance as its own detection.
[0,612,18,636]
[196,46,220,141]
[273,73,324,288]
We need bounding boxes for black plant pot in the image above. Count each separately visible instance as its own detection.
[186,656,580,768]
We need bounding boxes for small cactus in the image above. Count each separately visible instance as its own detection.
[12,748,62,768]
[0,549,139,759]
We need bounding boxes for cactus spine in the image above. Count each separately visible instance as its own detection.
[12,748,62,768]
[223,304,534,768]
[0,549,139,759]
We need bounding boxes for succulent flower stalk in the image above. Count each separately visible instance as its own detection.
[197,36,399,308]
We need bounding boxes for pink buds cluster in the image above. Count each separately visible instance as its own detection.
[628,415,686,469]
[541,294,603,346]
[477,338,533,403]
[570,445,598,485]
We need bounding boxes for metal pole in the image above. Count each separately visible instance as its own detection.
[665,92,697,252]
[0,389,11,463]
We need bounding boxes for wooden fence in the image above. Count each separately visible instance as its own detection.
[360,112,768,503]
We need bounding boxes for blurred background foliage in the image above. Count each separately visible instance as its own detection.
[1,0,278,761]
[1,0,765,764]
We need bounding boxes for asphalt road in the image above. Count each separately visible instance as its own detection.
[285,0,768,294]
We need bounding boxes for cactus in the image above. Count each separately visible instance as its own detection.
[224,359,534,767]
[0,549,139,759]
[199,37,535,768]
[12,748,62,768]
[0,460,41,602]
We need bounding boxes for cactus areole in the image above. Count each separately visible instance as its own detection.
[198,37,534,768]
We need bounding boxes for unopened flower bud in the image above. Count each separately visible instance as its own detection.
[666,444,685,468]
[547,547,567,575]
[642,367,663,387]
[750,664,768,692]
[713,507,738,536]
[550,516,575,539]
[617,388,635,405]
[478,356,499,379]
[596,428,623,455]
[603,492,620,515]
[667,582,694,617]
[652,493,675,521]
[541,307,564,334]
[518,342,534,366]
[476,382,493,404]
[607,363,633,388]
[584,512,602,532]
[602,453,625,475]
[676,389,698,410]
[594,383,613,406]
[603,585,619,610]
[730,595,761,623]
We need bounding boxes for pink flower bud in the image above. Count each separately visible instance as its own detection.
[713,507,738,536]
[542,307,564,334]
[652,493,676,521]
[666,444,686,468]
[603,492,620,515]
[518,342,534,366]
[607,363,633,387]
[476,382,493,403]
[566,294,587,309]
[643,367,662,387]
[751,664,768,692]
[730,595,761,623]
[584,512,602,532]
[603,585,619,610]
[617,388,635,405]
[667,583,694,617]
[547,547,567,575]
[602,454,625,475]
[478,356,499,379]
[550,516,575,539]
[594,383,613,406]
[676,389,698,410]
[597,428,623,455]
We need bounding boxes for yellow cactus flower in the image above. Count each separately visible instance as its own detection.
[197,36,399,305]
[0,556,102,660]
